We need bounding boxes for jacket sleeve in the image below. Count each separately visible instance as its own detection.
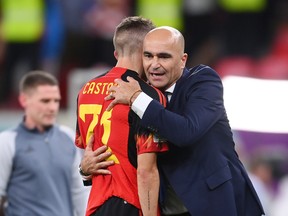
[141,66,226,147]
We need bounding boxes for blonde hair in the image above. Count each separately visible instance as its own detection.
[113,16,155,56]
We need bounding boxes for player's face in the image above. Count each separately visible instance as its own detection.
[143,30,187,91]
[21,85,61,131]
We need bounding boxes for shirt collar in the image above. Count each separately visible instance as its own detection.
[165,83,176,94]
[21,116,53,133]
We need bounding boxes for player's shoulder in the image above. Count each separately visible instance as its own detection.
[121,69,139,81]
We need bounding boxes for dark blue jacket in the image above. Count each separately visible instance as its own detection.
[141,65,264,216]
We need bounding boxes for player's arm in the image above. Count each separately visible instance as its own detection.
[0,196,6,216]
[137,152,159,216]
[136,133,168,216]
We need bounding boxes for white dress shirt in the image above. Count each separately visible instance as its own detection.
[131,84,175,118]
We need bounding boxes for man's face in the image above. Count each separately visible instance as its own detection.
[20,85,61,131]
[142,29,187,91]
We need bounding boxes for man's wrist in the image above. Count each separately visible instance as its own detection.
[129,89,142,107]
[78,164,91,177]
[79,164,92,186]
[131,92,153,119]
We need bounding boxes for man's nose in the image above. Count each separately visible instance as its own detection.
[151,57,160,68]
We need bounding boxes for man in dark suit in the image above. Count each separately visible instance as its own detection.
[82,26,265,216]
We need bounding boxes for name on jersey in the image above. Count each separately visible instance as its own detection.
[82,82,114,95]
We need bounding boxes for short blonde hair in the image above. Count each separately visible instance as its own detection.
[113,16,155,56]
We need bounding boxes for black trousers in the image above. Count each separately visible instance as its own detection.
[162,213,191,216]
[91,196,140,216]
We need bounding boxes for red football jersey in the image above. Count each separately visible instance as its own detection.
[75,67,168,216]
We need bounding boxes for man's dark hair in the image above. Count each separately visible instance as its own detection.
[19,71,58,93]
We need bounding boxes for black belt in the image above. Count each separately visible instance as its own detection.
[162,213,191,216]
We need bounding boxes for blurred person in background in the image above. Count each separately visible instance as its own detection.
[0,71,89,216]
[217,0,269,57]
[41,0,65,78]
[60,0,132,70]
[135,0,183,31]
[182,0,221,67]
[248,154,275,216]
[234,135,274,216]
[0,0,45,105]
[271,175,288,216]
[82,0,131,67]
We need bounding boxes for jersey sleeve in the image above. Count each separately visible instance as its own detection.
[136,133,168,155]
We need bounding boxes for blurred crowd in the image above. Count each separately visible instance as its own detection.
[0,0,288,215]
[0,0,288,107]
[1,0,288,108]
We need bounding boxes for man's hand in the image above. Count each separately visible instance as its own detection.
[105,76,141,111]
[0,196,6,216]
[81,135,114,175]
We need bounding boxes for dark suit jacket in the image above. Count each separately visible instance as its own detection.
[141,65,265,216]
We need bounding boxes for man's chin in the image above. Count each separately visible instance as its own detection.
[43,124,53,130]
[42,120,55,128]
[150,81,165,90]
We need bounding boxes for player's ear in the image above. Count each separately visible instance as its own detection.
[114,50,118,60]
